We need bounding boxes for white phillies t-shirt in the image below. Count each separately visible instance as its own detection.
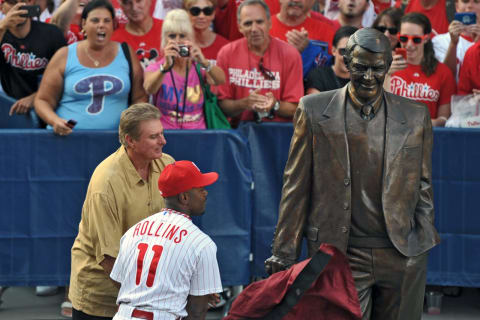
[111,209,222,319]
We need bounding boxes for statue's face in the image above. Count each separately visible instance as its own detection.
[348,46,387,102]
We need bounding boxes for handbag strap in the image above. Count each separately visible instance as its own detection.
[262,250,332,320]
[121,42,133,106]
[194,62,211,99]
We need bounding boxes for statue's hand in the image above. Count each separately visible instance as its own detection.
[265,255,295,275]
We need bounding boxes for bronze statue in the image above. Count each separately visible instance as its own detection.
[265,28,440,319]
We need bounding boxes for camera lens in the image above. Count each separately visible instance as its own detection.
[179,46,189,57]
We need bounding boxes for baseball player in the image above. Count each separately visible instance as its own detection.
[110,160,222,320]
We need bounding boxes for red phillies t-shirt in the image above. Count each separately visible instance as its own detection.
[458,41,480,94]
[201,34,230,63]
[390,63,456,118]
[111,18,163,69]
[214,0,244,41]
[110,0,157,25]
[372,0,392,14]
[404,0,448,36]
[46,18,83,44]
[270,15,335,54]
[216,37,304,122]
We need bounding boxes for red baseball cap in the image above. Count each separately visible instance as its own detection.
[158,161,219,197]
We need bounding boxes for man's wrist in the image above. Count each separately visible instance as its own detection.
[201,60,212,72]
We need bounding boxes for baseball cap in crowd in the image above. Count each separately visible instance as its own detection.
[158,161,219,197]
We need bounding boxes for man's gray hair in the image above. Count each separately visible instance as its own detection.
[344,28,393,69]
[237,0,270,25]
[119,103,161,148]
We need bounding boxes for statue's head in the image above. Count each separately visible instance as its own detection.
[343,28,392,103]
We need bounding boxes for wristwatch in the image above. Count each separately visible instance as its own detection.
[202,61,213,73]
[159,63,168,74]
[273,101,280,111]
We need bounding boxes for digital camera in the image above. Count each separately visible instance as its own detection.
[179,45,190,57]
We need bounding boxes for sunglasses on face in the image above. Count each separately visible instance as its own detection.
[397,34,428,44]
[259,58,275,80]
[338,48,347,56]
[375,26,398,35]
[189,6,214,16]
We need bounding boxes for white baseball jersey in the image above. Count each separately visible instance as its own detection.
[110,208,222,320]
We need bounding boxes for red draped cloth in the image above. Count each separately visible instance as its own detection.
[225,244,362,320]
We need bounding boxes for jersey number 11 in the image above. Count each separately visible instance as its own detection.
[136,242,164,287]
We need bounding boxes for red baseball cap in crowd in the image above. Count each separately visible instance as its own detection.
[158,161,219,197]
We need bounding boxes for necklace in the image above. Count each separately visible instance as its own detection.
[84,45,100,67]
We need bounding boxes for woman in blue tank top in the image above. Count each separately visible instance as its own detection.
[34,0,147,135]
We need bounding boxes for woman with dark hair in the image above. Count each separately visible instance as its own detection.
[304,26,358,94]
[385,12,456,127]
[35,0,147,135]
[372,7,403,51]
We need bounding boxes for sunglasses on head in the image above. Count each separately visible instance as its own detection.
[397,34,428,44]
[375,26,398,35]
[259,58,275,80]
[189,6,214,16]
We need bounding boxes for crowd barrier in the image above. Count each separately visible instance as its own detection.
[0,119,479,287]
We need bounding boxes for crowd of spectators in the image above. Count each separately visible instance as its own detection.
[1,0,479,316]
[2,0,478,130]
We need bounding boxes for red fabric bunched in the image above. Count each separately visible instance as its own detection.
[225,244,362,320]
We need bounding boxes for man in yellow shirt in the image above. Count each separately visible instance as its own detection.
[69,103,174,319]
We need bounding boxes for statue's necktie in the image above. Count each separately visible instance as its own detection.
[361,104,374,120]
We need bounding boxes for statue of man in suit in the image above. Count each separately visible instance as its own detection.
[265,28,440,320]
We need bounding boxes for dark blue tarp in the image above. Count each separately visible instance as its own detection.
[1,122,480,287]
[0,130,252,286]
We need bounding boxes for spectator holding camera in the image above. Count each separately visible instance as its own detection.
[0,0,66,115]
[433,0,480,79]
[144,9,225,129]
[385,13,456,127]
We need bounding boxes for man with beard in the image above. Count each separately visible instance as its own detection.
[335,0,369,29]
[269,0,336,76]
[111,0,163,68]
[0,0,66,115]
[216,0,303,125]
[265,28,440,319]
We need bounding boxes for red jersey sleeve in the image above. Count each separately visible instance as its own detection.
[280,45,304,103]
[458,44,479,95]
[437,64,457,105]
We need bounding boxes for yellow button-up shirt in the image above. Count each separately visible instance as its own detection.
[69,146,174,317]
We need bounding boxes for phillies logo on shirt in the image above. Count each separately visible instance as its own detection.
[74,75,124,114]
[390,76,440,102]
[1,44,48,70]
[229,68,281,90]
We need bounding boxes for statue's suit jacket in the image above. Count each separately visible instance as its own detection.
[272,86,440,261]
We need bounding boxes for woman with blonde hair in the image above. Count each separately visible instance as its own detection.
[184,0,229,64]
[144,9,225,129]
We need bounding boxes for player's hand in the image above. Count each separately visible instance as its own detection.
[207,293,220,308]
[52,118,73,136]
[9,94,35,115]
[0,3,28,30]
[265,255,295,275]
[448,20,465,45]
[387,54,407,75]
[286,28,309,53]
